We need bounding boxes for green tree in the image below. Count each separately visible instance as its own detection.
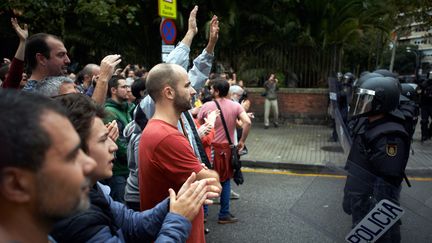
[1,0,431,85]
[1,0,162,70]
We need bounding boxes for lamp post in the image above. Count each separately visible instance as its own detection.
[406,46,421,83]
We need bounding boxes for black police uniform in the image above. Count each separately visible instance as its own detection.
[343,115,410,243]
[419,79,432,140]
[399,100,419,140]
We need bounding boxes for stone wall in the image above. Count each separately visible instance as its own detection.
[245,88,330,124]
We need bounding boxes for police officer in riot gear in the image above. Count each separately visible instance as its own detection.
[400,83,420,139]
[343,77,411,243]
[347,72,383,138]
[328,72,347,142]
[338,73,355,125]
[342,72,355,105]
[352,72,383,94]
[419,71,432,141]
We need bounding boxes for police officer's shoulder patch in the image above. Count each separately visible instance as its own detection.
[386,144,397,157]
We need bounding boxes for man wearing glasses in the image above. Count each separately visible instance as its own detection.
[104,75,136,203]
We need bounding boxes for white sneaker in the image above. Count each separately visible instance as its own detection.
[230,190,240,200]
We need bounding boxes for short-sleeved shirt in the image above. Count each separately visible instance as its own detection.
[198,98,244,144]
[138,119,204,243]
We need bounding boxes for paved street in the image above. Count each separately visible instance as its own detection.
[205,169,432,243]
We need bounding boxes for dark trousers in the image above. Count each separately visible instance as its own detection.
[107,174,127,203]
[420,106,432,139]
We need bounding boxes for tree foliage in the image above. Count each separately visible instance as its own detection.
[1,0,431,83]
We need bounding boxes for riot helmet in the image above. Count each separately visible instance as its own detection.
[385,75,406,102]
[337,72,343,81]
[400,83,418,101]
[343,72,355,85]
[359,71,370,78]
[353,72,383,90]
[349,77,400,117]
[373,69,397,78]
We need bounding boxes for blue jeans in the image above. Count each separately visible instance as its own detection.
[108,175,127,203]
[219,179,231,218]
[203,205,208,217]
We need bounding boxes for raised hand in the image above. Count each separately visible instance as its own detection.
[208,15,219,43]
[91,54,122,104]
[11,18,28,41]
[3,58,11,65]
[98,54,122,82]
[180,5,199,48]
[206,15,219,54]
[188,5,198,36]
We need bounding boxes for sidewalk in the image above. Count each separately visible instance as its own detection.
[241,123,432,177]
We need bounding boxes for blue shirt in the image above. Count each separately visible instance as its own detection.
[22,79,38,92]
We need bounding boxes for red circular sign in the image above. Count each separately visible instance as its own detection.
[160,19,177,45]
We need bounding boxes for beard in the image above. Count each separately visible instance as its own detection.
[174,94,192,112]
[117,95,128,103]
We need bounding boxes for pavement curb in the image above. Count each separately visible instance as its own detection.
[242,159,432,178]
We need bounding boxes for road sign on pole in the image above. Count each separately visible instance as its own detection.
[160,18,177,45]
[161,43,174,62]
[158,0,177,19]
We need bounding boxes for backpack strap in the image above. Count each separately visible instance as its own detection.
[214,100,233,146]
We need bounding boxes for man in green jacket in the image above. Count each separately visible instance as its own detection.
[104,75,135,203]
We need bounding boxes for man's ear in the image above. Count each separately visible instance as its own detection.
[36,53,47,67]
[0,168,34,203]
[163,86,175,100]
[110,87,117,96]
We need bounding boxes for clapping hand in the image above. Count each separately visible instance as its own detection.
[106,120,119,141]
[204,109,220,127]
[170,172,221,221]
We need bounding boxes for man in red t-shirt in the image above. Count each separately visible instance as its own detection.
[198,78,251,224]
[139,63,221,243]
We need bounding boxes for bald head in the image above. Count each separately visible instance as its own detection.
[146,63,186,102]
[77,64,100,85]
[82,64,100,75]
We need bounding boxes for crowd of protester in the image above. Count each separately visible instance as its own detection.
[0,5,253,243]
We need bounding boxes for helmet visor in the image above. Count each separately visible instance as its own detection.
[349,88,375,117]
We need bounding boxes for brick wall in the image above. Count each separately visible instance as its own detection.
[246,88,329,124]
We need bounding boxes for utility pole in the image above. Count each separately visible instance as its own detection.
[389,31,397,72]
